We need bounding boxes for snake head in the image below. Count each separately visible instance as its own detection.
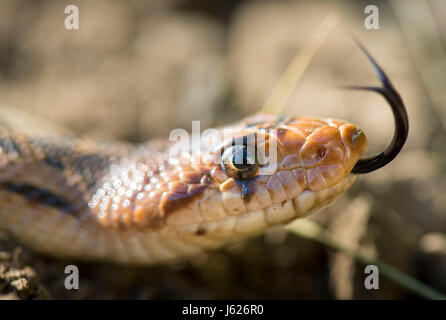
[200,113,367,232]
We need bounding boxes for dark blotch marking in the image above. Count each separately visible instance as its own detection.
[162,192,190,214]
[44,157,64,170]
[238,180,256,201]
[161,180,210,215]
[0,138,22,156]
[70,153,110,189]
[188,184,208,195]
[31,139,110,189]
[183,172,202,184]
[2,182,77,215]
[31,139,71,170]
[195,227,206,236]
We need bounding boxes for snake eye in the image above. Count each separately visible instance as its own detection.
[221,145,258,180]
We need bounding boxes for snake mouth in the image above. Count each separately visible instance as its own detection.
[347,42,409,174]
[175,174,358,239]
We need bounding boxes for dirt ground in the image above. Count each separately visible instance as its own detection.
[1,0,446,299]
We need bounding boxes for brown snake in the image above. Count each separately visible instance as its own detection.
[0,45,408,265]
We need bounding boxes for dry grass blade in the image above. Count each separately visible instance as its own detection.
[0,104,69,136]
[262,11,339,114]
[286,219,446,300]
[329,195,373,299]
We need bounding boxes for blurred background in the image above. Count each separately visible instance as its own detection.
[0,0,446,299]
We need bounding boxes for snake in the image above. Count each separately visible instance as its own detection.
[0,44,408,265]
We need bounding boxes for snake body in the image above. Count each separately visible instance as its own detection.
[0,112,367,265]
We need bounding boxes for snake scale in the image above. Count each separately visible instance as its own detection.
[0,45,408,265]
